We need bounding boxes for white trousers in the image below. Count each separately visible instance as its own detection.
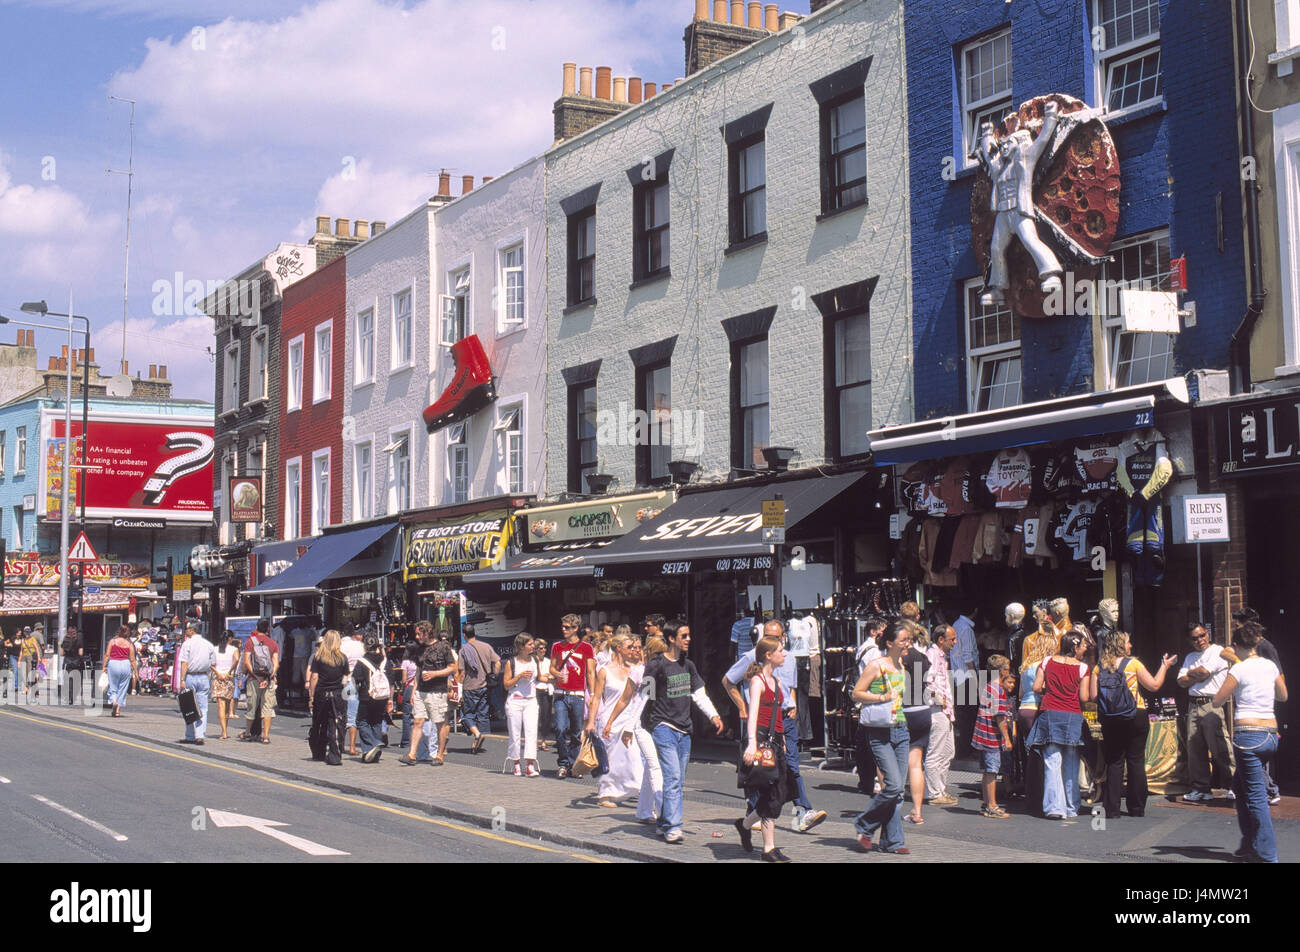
[633,726,663,820]
[924,708,955,799]
[506,695,538,762]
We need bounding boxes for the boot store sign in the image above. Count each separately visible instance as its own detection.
[1216,393,1300,476]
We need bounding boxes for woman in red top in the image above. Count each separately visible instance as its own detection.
[1027,631,1096,819]
[735,635,794,863]
[102,626,137,718]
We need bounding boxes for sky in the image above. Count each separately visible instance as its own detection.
[0,0,814,399]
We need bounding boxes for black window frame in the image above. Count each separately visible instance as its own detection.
[635,360,672,487]
[813,278,878,461]
[820,91,867,216]
[567,380,599,494]
[633,178,670,283]
[728,133,767,248]
[567,205,596,308]
[730,336,770,473]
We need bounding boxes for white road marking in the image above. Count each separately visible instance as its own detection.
[31,794,129,842]
[206,808,348,857]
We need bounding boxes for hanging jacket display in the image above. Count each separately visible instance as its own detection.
[985,447,1033,508]
[1072,438,1121,493]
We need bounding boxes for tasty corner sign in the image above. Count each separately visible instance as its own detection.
[405,514,511,579]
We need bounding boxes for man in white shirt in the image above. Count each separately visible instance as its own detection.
[1178,623,1236,802]
[341,627,367,755]
[177,626,216,745]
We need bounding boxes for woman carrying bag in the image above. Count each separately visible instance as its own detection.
[102,626,137,717]
[734,635,795,863]
[307,630,350,766]
[851,621,913,855]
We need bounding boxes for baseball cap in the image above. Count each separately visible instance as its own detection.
[23,626,32,633]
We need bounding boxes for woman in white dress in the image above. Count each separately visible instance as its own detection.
[585,633,643,808]
[504,632,550,777]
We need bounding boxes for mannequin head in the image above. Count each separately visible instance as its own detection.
[1005,602,1026,627]
[1049,598,1070,625]
[1097,598,1119,629]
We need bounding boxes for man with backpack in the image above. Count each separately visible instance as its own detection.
[241,619,279,744]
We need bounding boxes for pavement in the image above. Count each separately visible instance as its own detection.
[3,690,1295,863]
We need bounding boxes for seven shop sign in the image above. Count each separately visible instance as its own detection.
[1217,395,1300,476]
[406,517,509,578]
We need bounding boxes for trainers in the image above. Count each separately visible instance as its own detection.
[1224,790,1236,801]
[513,763,523,776]
[664,829,684,844]
[556,766,570,779]
[797,809,828,833]
[1269,794,1282,805]
[525,764,540,778]
[1182,790,1212,803]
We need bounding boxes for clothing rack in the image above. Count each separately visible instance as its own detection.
[813,577,914,769]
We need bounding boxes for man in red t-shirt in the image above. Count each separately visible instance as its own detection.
[550,614,595,778]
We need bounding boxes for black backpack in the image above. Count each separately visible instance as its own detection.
[1097,657,1137,719]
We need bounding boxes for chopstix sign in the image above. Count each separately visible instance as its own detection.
[45,413,215,523]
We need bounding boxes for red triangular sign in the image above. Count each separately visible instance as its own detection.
[67,532,99,562]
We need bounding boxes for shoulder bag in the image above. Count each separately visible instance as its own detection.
[740,679,783,786]
[859,668,897,728]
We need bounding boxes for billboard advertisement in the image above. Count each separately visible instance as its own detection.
[40,411,215,524]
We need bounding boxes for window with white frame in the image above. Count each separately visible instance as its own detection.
[494,406,523,494]
[499,245,524,330]
[440,269,470,347]
[961,29,1013,164]
[286,336,304,411]
[390,432,412,512]
[224,341,241,412]
[284,459,301,539]
[15,426,26,474]
[250,329,268,401]
[964,278,1022,411]
[1095,0,1162,112]
[1097,229,1176,387]
[1276,104,1300,370]
[313,324,332,401]
[354,440,373,520]
[448,422,469,503]
[356,307,375,384]
[0,430,6,476]
[311,451,330,535]
[392,288,413,368]
[1278,0,1300,54]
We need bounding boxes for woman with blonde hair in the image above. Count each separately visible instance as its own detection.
[307,630,349,766]
[585,633,643,807]
[1095,629,1175,818]
[1016,615,1058,816]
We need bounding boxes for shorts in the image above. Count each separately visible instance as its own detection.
[904,708,932,750]
[411,690,449,725]
[977,747,1004,775]
[245,678,276,718]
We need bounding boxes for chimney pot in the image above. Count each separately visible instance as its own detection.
[562,62,577,96]
[334,217,350,236]
[481,176,494,183]
[662,83,672,92]
[613,76,627,102]
[628,77,643,103]
[579,66,593,97]
[438,171,451,197]
[695,0,709,19]
[62,344,68,359]
[748,1,762,28]
[713,0,727,21]
[595,66,612,100]
[88,348,95,363]
[779,11,799,29]
[731,0,744,25]
[159,365,167,378]
[644,81,657,98]
[765,3,778,30]
[48,356,56,370]
[59,357,66,371]
[462,175,475,194]
[149,364,157,378]
[123,360,128,375]
[354,219,370,238]
[372,221,386,234]
[315,215,330,233]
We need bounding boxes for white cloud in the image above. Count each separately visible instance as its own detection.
[313,158,434,226]
[91,313,216,401]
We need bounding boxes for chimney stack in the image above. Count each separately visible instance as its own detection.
[562,62,577,96]
[765,4,778,30]
[779,11,799,29]
[628,77,643,103]
[315,215,330,233]
[438,171,451,197]
[354,219,369,239]
[579,66,593,97]
[335,217,350,237]
[595,66,612,100]
[372,221,387,234]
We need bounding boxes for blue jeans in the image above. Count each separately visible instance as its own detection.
[185,674,210,740]
[1232,729,1279,862]
[461,687,491,735]
[9,656,20,693]
[107,659,132,708]
[357,713,385,756]
[855,725,908,852]
[553,693,586,769]
[1042,743,1081,817]
[346,692,359,728]
[783,710,813,811]
[652,723,691,836]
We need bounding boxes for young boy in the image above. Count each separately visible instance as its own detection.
[972,654,1014,818]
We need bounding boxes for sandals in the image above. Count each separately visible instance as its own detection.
[906,813,925,825]
[260,738,271,745]
[981,805,1010,819]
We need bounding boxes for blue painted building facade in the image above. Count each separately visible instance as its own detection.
[904,0,1246,419]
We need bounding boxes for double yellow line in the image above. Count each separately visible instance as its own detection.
[0,709,604,862]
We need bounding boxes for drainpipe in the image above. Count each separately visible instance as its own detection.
[1229,0,1267,395]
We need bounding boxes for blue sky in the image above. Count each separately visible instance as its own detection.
[0,0,811,398]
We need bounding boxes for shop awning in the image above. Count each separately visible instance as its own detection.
[242,522,397,597]
[583,471,867,576]
[865,378,1189,466]
[0,589,134,616]
[463,550,603,596]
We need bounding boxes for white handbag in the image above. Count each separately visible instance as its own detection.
[97,671,109,691]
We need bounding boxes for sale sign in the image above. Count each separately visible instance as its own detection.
[41,410,215,523]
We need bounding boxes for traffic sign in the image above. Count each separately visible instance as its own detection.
[84,584,102,595]
[761,500,786,528]
[66,532,99,563]
[761,526,786,544]
[173,572,193,601]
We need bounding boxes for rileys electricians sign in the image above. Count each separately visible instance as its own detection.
[40,410,215,523]
[405,516,510,579]
[1216,394,1300,477]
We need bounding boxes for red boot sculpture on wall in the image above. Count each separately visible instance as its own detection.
[423,334,498,433]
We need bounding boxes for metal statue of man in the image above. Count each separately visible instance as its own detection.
[978,99,1063,306]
